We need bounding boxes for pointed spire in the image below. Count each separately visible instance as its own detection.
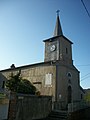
[53,10,63,37]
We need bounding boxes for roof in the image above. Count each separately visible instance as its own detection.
[43,35,73,44]
[0,60,77,73]
[0,61,54,72]
[80,86,85,93]
[53,15,63,36]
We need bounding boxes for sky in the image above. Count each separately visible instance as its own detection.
[0,0,90,89]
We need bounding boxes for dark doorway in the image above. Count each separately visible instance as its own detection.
[67,86,72,103]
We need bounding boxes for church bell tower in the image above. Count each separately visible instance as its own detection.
[44,11,73,65]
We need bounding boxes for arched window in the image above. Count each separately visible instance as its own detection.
[67,72,72,78]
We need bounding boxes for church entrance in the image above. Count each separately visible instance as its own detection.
[67,86,72,103]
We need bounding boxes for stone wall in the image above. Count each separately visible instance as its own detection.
[8,92,52,120]
[1,65,56,100]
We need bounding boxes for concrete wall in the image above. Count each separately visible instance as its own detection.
[8,92,52,120]
[0,98,9,119]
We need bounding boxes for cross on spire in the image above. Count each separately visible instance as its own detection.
[56,10,60,16]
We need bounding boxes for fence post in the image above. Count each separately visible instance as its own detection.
[8,92,17,120]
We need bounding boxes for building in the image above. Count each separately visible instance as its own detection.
[0,13,84,108]
[0,73,7,93]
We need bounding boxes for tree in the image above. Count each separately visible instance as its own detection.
[5,71,36,94]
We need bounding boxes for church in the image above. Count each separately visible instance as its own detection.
[0,13,84,108]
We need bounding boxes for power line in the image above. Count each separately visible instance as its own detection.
[76,64,90,67]
[81,72,90,79]
[81,75,90,81]
[81,72,90,81]
[79,72,90,82]
[81,0,90,19]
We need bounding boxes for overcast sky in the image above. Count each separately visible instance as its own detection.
[0,0,90,89]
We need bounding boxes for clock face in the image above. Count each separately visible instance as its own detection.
[50,45,56,52]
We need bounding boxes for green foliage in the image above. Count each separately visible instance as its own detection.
[0,93,6,98]
[84,93,90,102]
[5,71,36,94]
[17,79,36,94]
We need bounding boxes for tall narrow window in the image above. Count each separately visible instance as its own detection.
[81,94,83,99]
[2,81,5,88]
[66,48,68,54]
